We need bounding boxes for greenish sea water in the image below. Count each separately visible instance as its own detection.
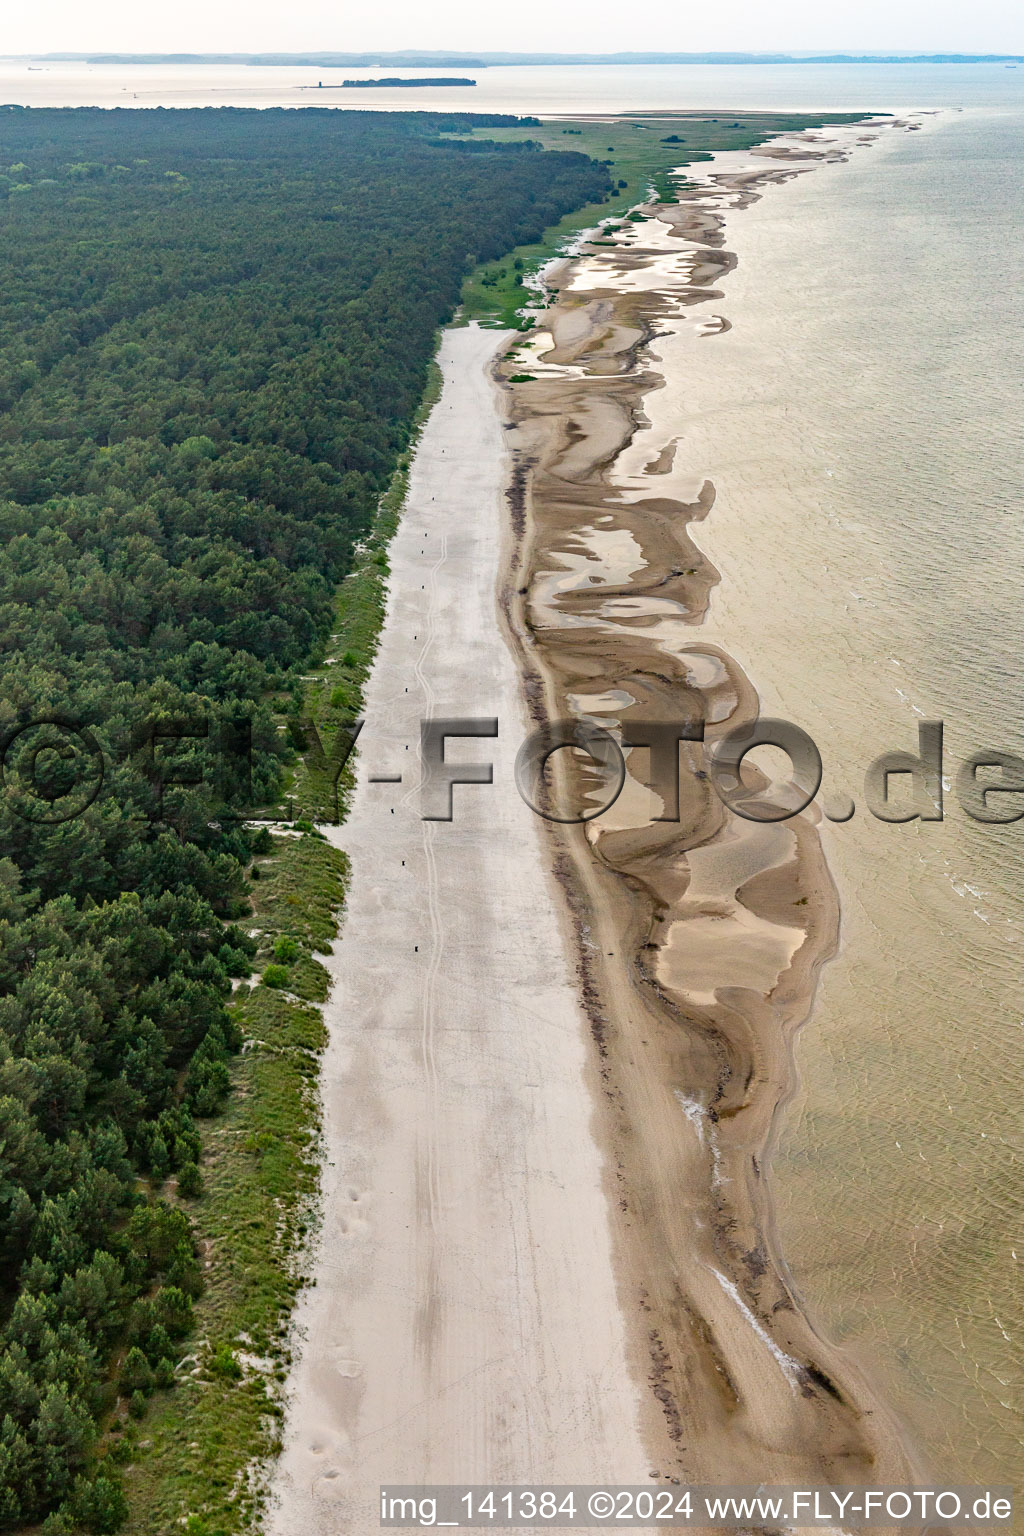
[657,107,1023,1484]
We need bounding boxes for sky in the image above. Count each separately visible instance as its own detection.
[6,0,1023,57]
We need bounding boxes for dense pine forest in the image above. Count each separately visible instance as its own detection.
[0,108,609,1530]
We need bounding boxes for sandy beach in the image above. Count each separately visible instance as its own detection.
[267,324,651,1536]
[266,118,965,1528]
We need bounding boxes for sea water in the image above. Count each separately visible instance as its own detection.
[652,107,1023,1484]
[1,58,1022,115]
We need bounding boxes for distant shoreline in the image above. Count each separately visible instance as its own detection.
[298,77,477,89]
[23,51,1024,66]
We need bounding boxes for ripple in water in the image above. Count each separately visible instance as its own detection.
[642,109,1024,1484]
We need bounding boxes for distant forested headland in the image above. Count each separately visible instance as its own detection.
[337,77,477,87]
[35,49,1024,64]
[0,108,608,1531]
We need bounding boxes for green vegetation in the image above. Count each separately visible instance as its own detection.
[0,107,608,1532]
[456,110,867,327]
[115,831,346,1536]
[338,76,477,88]
[291,357,444,825]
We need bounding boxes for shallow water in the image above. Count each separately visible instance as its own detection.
[636,109,1023,1484]
[2,58,1023,114]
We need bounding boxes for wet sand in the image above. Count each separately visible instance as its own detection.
[497,118,927,1485]
[644,111,1024,1488]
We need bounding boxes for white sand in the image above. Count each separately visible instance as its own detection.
[267,325,649,1536]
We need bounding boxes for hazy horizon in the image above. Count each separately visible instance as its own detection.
[13,48,1024,61]
[4,0,1022,64]
[13,47,1024,57]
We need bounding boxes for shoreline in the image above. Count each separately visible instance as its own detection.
[497,116,927,1482]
